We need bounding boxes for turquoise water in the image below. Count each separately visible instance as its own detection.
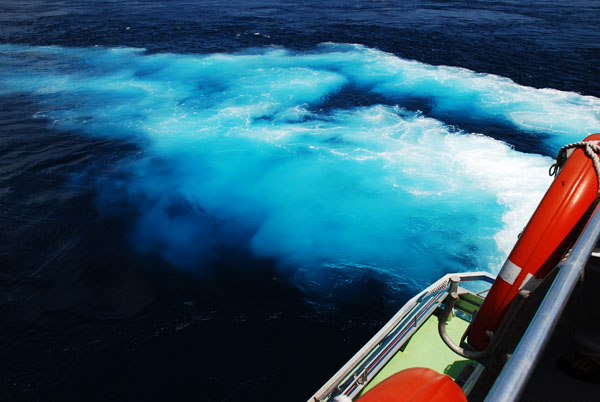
[4,43,597,287]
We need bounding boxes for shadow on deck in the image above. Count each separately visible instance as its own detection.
[519,280,599,401]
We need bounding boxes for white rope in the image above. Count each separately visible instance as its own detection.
[550,140,600,195]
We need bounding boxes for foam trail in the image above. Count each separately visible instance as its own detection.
[1,44,586,289]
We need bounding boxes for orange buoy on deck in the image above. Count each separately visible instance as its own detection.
[467,133,600,350]
[356,367,466,402]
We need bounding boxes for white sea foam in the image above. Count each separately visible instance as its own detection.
[0,43,589,288]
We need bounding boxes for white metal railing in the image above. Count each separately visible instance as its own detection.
[486,203,600,402]
[308,271,495,402]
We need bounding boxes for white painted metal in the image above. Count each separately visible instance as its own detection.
[308,271,495,402]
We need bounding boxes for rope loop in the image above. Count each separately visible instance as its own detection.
[550,140,600,195]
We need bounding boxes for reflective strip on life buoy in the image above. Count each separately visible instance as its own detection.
[467,133,600,351]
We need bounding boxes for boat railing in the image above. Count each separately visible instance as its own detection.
[485,202,600,402]
[308,271,495,402]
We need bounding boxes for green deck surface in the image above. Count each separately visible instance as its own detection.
[359,312,472,395]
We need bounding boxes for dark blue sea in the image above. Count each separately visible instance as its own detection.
[1,1,599,401]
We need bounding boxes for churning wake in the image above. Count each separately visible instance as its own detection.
[1,43,599,288]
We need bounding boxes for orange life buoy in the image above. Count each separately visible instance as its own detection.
[356,367,467,402]
[467,133,600,350]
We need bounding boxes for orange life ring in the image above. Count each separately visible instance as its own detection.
[467,133,600,350]
[356,367,467,402]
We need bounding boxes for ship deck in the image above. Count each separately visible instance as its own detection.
[519,274,599,402]
[355,267,600,402]
[358,312,473,396]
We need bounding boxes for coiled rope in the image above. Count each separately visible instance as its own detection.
[549,140,600,195]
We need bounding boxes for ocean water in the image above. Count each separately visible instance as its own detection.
[1,1,599,401]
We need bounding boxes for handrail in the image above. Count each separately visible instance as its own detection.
[339,283,448,398]
[309,277,450,402]
[485,202,600,402]
[308,271,494,402]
